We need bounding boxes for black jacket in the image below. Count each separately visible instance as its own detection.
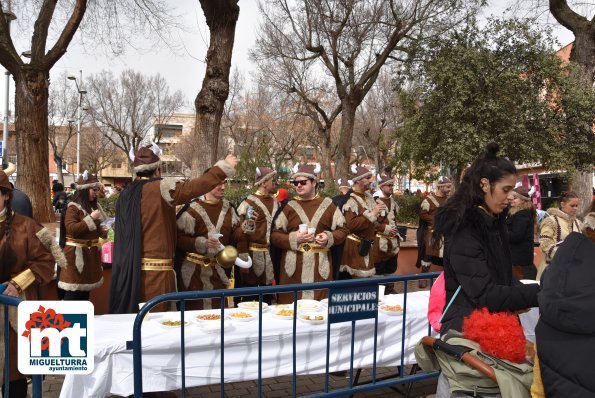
[506,209,535,267]
[441,207,539,333]
[536,232,595,397]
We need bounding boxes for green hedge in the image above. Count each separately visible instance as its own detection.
[395,195,423,226]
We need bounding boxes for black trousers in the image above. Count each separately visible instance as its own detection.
[374,254,398,275]
[2,378,27,398]
[63,290,90,301]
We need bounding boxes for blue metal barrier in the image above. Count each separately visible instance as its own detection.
[131,273,441,398]
[0,288,43,398]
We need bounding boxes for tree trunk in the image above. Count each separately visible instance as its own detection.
[192,0,239,178]
[335,99,358,178]
[14,70,52,222]
[55,155,64,184]
[568,170,592,217]
[320,128,333,186]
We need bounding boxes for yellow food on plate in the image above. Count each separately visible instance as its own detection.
[161,320,188,327]
[381,305,403,312]
[196,314,222,321]
[230,312,252,318]
[301,315,324,321]
[276,309,294,317]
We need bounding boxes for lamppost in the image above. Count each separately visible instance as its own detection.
[1,8,16,168]
[67,71,86,179]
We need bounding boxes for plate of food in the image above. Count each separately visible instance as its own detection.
[227,310,256,322]
[320,298,328,307]
[270,303,291,311]
[298,312,327,325]
[237,301,269,312]
[272,308,295,320]
[194,311,226,323]
[379,304,404,316]
[295,299,321,312]
[158,319,190,329]
[197,317,233,334]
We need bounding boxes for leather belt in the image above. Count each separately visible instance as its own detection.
[249,243,270,252]
[184,252,217,267]
[65,237,101,248]
[141,258,174,271]
[297,243,328,253]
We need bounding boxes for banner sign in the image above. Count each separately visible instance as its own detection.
[328,284,379,324]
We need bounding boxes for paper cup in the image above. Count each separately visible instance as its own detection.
[299,224,308,233]
[308,227,316,235]
[378,285,386,301]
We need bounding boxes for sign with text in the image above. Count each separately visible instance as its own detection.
[327,285,379,324]
[18,301,94,375]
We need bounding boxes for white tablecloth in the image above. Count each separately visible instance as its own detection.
[60,291,432,398]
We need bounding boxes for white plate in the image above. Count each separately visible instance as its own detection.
[272,308,296,320]
[157,319,190,329]
[227,310,256,322]
[295,299,321,312]
[198,318,233,333]
[320,298,328,307]
[379,304,404,316]
[237,301,269,311]
[298,312,327,325]
[270,304,292,311]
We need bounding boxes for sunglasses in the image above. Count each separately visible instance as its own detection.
[292,179,311,186]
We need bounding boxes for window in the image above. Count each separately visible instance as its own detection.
[156,125,183,139]
[112,161,122,169]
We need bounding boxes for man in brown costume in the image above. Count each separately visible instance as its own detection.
[339,165,387,278]
[0,169,66,396]
[108,143,238,313]
[235,167,279,300]
[416,175,452,288]
[271,164,347,303]
[176,178,252,310]
[372,173,400,276]
[59,171,107,300]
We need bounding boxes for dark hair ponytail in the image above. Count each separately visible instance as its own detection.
[433,143,517,242]
[0,191,17,282]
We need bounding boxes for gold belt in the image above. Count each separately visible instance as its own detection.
[184,252,217,267]
[141,258,174,271]
[297,243,328,253]
[347,234,363,243]
[65,237,101,248]
[249,243,270,252]
[376,232,394,239]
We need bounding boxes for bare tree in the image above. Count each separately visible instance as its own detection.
[85,69,185,171]
[252,0,482,178]
[191,0,240,176]
[79,126,118,176]
[48,72,79,184]
[0,0,182,221]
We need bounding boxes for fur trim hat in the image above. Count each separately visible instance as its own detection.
[376,173,394,188]
[76,170,101,190]
[0,170,12,191]
[2,162,16,177]
[513,186,530,201]
[436,176,452,187]
[254,166,277,186]
[336,178,352,190]
[350,164,373,183]
[130,142,161,173]
[291,163,321,181]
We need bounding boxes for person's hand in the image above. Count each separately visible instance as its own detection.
[225,154,239,169]
[315,233,328,246]
[206,237,221,249]
[90,209,101,220]
[296,231,314,244]
[249,210,259,221]
[3,283,19,297]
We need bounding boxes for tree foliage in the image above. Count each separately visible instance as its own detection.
[396,18,595,181]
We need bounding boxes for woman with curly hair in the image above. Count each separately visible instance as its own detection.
[0,170,65,396]
[537,191,583,279]
[432,143,539,334]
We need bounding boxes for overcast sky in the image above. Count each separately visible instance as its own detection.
[0,0,576,117]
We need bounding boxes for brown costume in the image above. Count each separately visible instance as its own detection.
[271,196,347,303]
[373,195,400,265]
[236,192,279,286]
[177,198,242,310]
[340,191,380,277]
[59,201,107,291]
[0,210,66,383]
[419,192,447,261]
